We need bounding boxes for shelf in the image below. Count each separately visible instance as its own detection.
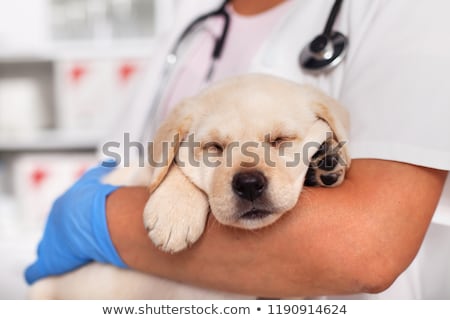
[0,39,156,63]
[0,49,54,63]
[0,129,103,152]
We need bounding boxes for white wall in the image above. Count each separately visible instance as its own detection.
[0,0,50,50]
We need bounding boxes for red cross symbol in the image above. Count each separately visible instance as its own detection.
[70,65,87,84]
[30,168,48,188]
[119,63,136,83]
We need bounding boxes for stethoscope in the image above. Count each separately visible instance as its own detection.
[169,0,348,74]
[144,0,348,139]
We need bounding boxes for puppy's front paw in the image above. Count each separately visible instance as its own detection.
[143,166,210,253]
[144,197,208,253]
[305,137,348,187]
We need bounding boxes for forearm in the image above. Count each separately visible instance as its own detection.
[106,160,447,297]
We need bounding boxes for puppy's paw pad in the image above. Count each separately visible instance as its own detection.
[319,171,343,186]
[305,138,347,188]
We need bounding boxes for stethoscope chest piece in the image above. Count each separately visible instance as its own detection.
[299,31,348,72]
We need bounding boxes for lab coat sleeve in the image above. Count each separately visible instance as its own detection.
[250,0,450,225]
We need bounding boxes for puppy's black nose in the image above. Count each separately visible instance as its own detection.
[232,171,267,201]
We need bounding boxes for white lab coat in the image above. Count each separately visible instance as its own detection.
[106,0,450,299]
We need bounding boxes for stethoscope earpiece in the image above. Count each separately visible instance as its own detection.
[299,31,348,72]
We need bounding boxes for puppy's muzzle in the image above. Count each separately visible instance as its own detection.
[232,171,267,201]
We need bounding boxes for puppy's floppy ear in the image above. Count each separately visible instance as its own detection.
[144,99,210,252]
[148,100,193,193]
[309,88,351,168]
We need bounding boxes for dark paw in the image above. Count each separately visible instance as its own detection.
[304,137,347,188]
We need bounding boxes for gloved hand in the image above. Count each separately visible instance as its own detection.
[25,161,127,285]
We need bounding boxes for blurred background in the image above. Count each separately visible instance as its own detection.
[0,0,176,299]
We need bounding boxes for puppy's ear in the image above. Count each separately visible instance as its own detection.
[310,89,351,168]
[148,100,193,193]
[144,99,210,252]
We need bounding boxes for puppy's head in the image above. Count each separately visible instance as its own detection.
[148,74,350,230]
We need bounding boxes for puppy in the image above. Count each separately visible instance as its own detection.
[29,74,350,299]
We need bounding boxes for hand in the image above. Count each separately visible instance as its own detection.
[25,161,127,285]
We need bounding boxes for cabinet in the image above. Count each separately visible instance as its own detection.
[0,0,175,298]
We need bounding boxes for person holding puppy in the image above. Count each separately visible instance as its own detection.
[26,0,450,299]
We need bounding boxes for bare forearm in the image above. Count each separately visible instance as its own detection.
[106,160,447,297]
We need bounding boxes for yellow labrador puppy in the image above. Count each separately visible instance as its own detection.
[29,74,350,299]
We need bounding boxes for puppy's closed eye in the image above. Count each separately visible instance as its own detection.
[267,136,297,148]
[203,141,224,155]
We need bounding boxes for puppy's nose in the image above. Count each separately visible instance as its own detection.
[232,171,267,201]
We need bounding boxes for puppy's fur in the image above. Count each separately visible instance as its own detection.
[29,74,350,299]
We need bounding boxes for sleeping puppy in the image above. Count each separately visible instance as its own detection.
[140,73,350,253]
[29,73,350,299]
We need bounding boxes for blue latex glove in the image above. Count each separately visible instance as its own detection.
[25,161,127,285]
